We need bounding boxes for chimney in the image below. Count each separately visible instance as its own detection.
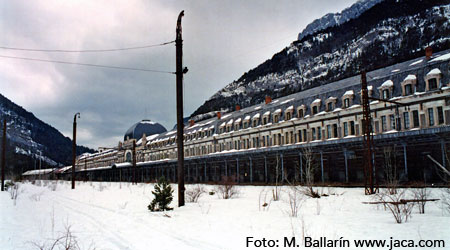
[189,119,195,126]
[217,111,221,119]
[425,47,432,61]
[235,105,241,111]
[265,96,272,104]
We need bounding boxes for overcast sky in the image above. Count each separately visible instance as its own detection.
[0,0,357,149]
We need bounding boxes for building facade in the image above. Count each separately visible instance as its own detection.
[73,49,450,185]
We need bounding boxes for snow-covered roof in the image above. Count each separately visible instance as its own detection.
[273,109,282,114]
[326,96,337,101]
[427,68,441,76]
[226,119,234,125]
[286,105,294,111]
[367,85,373,91]
[219,122,226,127]
[263,111,271,116]
[244,115,251,121]
[343,90,354,96]
[430,52,450,62]
[403,74,416,81]
[234,118,242,123]
[311,99,321,104]
[379,80,393,89]
[252,113,260,119]
[23,168,56,176]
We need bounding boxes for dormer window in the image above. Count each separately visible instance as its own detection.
[342,90,354,108]
[425,68,441,91]
[343,98,350,108]
[378,80,393,100]
[311,99,321,115]
[286,112,291,120]
[401,74,416,96]
[325,97,337,111]
[273,109,281,123]
[252,113,260,127]
[297,105,306,118]
[234,118,241,131]
[285,106,294,120]
[382,89,389,99]
[262,111,270,125]
[243,115,251,129]
[428,78,437,90]
[327,102,333,111]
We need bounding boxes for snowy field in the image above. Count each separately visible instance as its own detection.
[1,181,449,250]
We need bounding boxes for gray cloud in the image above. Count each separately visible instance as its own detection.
[0,0,356,149]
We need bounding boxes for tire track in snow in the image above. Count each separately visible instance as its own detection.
[50,193,224,250]
[50,197,134,250]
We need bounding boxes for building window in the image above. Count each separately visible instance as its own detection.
[404,84,413,95]
[312,128,316,140]
[437,107,444,124]
[286,112,292,120]
[412,110,419,128]
[382,89,389,99]
[344,98,350,108]
[428,78,437,90]
[317,127,322,140]
[403,112,410,129]
[285,132,289,144]
[350,121,355,135]
[389,114,396,130]
[333,124,338,138]
[303,129,307,142]
[253,119,258,127]
[263,117,267,125]
[298,130,302,142]
[312,106,318,115]
[298,109,304,118]
[273,115,279,123]
[290,131,294,144]
[327,125,332,139]
[381,116,387,131]
[428,108,434,126]
[343,122,348,136]
[327,102,333,111]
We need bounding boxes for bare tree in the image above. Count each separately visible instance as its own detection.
[411,182,431,214]
[301,146,320,198]
[272,155,281,201]
[383,146,398,195]
[215,176,239,199]
[186,185,206,203]
[286,185,305,217]
[375,189,414,224]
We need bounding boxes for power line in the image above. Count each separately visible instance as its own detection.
[0,54,174,74]
[0,40,175,53]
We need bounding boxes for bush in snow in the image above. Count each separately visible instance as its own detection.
[9,183,21,206]
[186,185,206,203]
[148,177,174,212]
[375,189,414,224]
[215,176,239,199]
[4,180,15,191]
[411,182,431,214]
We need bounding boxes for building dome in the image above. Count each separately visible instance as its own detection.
[124,120,167,141]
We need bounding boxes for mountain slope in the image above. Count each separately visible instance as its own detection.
[0,93,94,175]
[191,0,450,119]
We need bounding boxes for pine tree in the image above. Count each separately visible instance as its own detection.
[148,177,174,212]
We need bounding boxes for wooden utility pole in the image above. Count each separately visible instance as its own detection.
[72,113,80,189]
[133,140,137,184]
[1,119,6,191]
[176,10,187,207]
[361,71,377,195]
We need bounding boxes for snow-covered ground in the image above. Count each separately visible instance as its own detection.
[1,181,449,250]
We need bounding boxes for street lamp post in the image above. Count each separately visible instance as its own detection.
[72,112,80,190]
